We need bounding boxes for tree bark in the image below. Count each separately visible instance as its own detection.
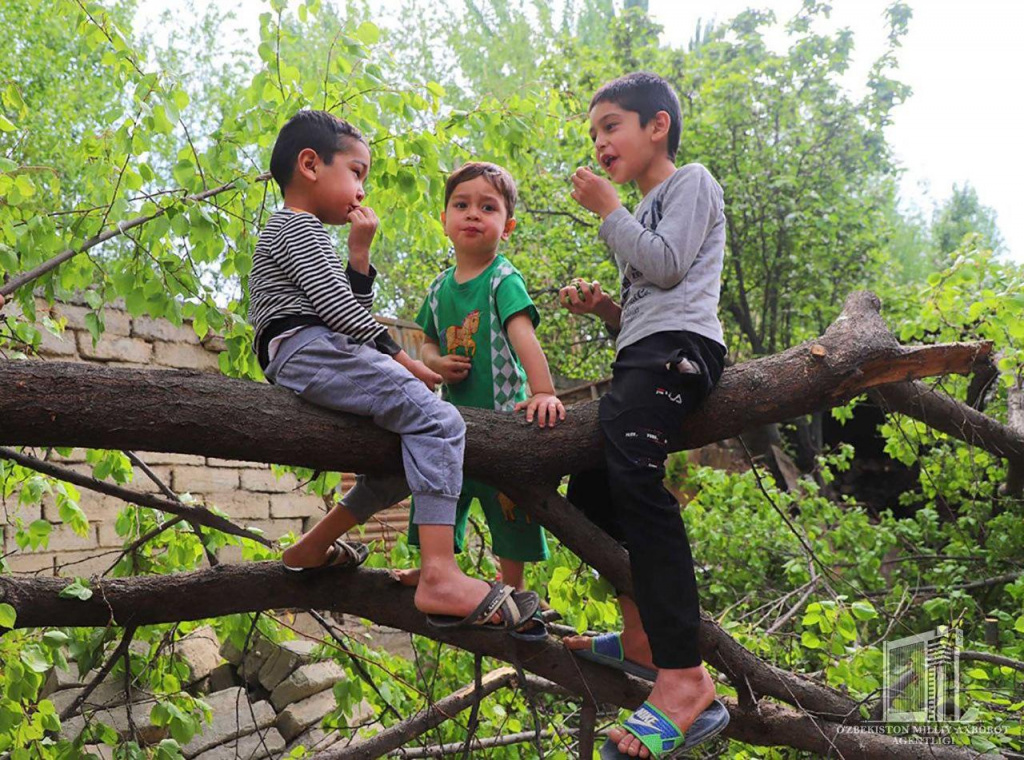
[0,292,992,486]
[870,380,1024,469]
[0,290,1002,759]
[0,566,982,759]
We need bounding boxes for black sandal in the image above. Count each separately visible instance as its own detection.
[426,582,544,635]
[283,539,369,573]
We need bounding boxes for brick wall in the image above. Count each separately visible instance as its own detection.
[2,297,423,576]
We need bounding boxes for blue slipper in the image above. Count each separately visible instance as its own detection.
[599,699,730,758]
[573,633,657,681]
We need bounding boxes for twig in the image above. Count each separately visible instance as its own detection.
[313,668,518,760]
[0,172,270,298]
[59,626,137,721]
[102,517,185,576]
[125,451,218,567]
[960,650,1024,673]
[0,447,271,546]
[766,569,820,635]
[459,654,484,760]
[307,609,403,722]
[391,729,574,757]
[578,703,597,759]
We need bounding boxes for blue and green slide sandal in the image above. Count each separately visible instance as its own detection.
[573,633,658,681]
[599,699,730,759]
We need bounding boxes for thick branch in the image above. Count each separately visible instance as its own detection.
[870,381,1024,469]
[0,566,981,759]
[0,292,993,484]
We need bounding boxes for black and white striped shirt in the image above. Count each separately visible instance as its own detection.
[248,209,387,353]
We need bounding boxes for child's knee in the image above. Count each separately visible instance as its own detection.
[436,402,466,442]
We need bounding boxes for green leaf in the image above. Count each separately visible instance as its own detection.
[1015,615,1024,634]
[851,600,877,620]
[966,668,989,680]
[58,577,93,601]
[0,603,16,628]
[20,645,50,673]
[43,630,70,647]
[801,630,822,649]
[355,21,380,44]
[0,114,16,132]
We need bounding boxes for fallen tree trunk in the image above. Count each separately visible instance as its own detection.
[0,290,1003,758]
[0,292,992,484]
[0,566,983,759]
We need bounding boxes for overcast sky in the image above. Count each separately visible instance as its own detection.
[135,0,1024,262]
[648,0,1023,262]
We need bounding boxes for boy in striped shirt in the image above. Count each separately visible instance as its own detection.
[247,110,540,632]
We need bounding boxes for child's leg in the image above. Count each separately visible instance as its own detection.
[497,558,525,591]
[599,362,716,755]
[284,474,409,568]
[395,492,472,587]
[563,468,653,669]
[270,330,512,620]
[478,486,548,593]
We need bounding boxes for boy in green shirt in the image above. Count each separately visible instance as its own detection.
[396,161,565,595]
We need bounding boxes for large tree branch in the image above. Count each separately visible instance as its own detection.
[0,290,1000,758]
[0,292,993,485]
[0,566,980,760]
[870,380,1024,469]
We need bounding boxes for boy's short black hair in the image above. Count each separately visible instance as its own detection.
[444,161,517,220]
[589,72,682,161]
[270,110,366,193]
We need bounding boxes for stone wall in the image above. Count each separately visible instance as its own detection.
[47,624,374,758]
[2,297,423,576]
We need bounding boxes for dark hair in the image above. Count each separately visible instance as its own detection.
[589,72,682,161]
[269,110,366,193]
[444,161,517,220]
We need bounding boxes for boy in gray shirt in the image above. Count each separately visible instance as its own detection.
[559,73,729,758]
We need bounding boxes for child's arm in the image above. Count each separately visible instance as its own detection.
[506,313,565,428]
[273,214,384,343]
[345,207,378,314]
[421,336,471,385]
[559,279,621,333]
[393,349,442,390]
[571,165,720,289]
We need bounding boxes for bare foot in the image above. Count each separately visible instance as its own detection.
[391,567,420,587]
[607,666,717,758]
[562,629,656,672]
[282,541,340,569]
[414,569,510,623]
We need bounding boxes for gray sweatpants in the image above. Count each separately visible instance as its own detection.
[264,326,463,525]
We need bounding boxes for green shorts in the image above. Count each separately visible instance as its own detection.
[408,479,549,562]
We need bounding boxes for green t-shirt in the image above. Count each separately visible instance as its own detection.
[415,255,539,412]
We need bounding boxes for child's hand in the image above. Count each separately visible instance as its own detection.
[347,206,379,268]
[429,354,472,385]
[559,278,610,316]
[406,358,443,391]
[515,393,566,428]
[570,167,621,219]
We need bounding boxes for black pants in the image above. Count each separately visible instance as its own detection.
[568,331,725,669]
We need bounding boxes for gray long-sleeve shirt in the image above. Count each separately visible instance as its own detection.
[599,163,726,352]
